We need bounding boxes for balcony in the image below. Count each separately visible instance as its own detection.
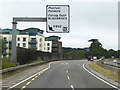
[4,45,8,49]
[9,46,11,49]
[3,51,7,55]
[29,40,37,44]
[4,40,8,43]
[9,52,11,55]
[30,47,37,49]
[9,41,12,44]
[52,44,58,48]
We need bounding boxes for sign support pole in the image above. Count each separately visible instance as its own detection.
[10,17,46,64]
[11,20,17,64]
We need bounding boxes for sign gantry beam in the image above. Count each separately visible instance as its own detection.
[13,17,47,22]
[11,17,47,64]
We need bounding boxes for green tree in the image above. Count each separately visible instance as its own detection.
[88,39,107,58]
[0,37,5,54]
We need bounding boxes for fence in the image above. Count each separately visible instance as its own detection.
[17,47,62,65]
[17,47,84,65]
[96,61,120,71]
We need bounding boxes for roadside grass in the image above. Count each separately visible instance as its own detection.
[2,57,15,69]
[1,57,43,69]
[2,59,44,79]
[89,62,119,82]
[27,59,43,64]
[2,69,25,79]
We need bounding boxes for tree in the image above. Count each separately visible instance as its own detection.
[0,37,5,54]
[88,39,106,58]
[88,39,102,50]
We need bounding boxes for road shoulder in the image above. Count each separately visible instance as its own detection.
[84,61,119,88]
[2,62,51,89]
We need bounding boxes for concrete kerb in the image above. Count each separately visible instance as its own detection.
[84,61,120,88]
[0,61,46,74]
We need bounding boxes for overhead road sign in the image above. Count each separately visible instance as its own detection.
[46,5,70,33]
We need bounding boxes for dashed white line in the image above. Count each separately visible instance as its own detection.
[66,71,68,73]
[83,63,119,89]
[67,76,70,80]
[71,85,74,90]
[67,66,69,69]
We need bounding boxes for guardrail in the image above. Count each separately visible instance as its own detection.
[0,61,46,74]
[96,61,120,70]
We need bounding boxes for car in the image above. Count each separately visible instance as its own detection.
[99,59,102,61]
[113,60,117,63]
[103,62,107,64]
[90,58,94,61]
[117,61,120,64]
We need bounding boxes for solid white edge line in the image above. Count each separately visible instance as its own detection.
[83,63,119,89]
[71,85,74,90]
[6,63,51,90]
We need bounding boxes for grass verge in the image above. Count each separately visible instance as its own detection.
[2,57,15,69]
[2,69,25,79]
[27,59,43,64]
[2,59,44,79]
[89,62,119,82]
[1,57,43,69]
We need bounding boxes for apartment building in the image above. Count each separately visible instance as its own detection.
[46,36,62,55]
[0,28,52,58]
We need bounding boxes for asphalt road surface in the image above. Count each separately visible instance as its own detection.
[9,60,118,90]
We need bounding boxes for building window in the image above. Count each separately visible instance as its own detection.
[4,37,7,41]
[18,37,20,41]
[23,37,26,41]
[39,44,42,47]
[47,43,50,46]
[52,48,58,52]
[40,38,42,42]
[53,43,58,47]
[31,44,36,48]
[18,43,20,47]
[31,38,36,41]
[47,47,50,50]
[23,43,26,47]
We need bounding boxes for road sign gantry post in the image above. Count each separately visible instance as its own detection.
[11,17,46,64]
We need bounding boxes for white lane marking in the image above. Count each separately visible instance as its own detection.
[67,66,69,69]
[6,63,51,90]
[67,76,70,80]
[71,85,74,90]
[66,63,68,65]
[66,71,68,73]
[83,63,119,89]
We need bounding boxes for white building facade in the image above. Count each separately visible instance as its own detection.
[0,28,52,58]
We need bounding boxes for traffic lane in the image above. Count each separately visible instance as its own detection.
[23,61,71,88]
[67,60,116,88]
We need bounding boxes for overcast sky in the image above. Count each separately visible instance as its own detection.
[0,0,118,50]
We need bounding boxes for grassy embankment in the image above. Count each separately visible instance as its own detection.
[1,57,43,69]
[1,58,43,79]
[89,62,119,82]
[1,57,15,69]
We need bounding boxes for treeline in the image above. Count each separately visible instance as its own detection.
[63,39,120,59]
